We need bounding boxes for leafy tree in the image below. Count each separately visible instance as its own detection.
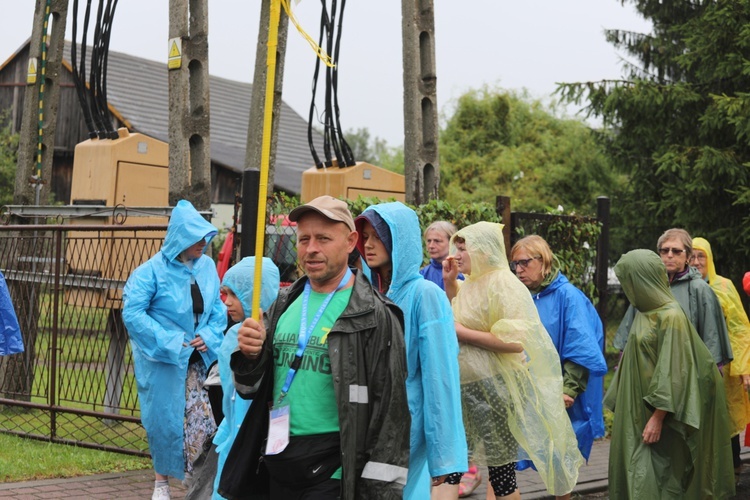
[439,87,619,214]
[0,115,19,207]
[557,0,750,280]
[344,127,404,174]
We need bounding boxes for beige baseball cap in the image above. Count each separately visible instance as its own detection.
[289,195,355,231]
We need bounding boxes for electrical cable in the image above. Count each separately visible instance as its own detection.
[306,0,355,169]
[71,0,97,137]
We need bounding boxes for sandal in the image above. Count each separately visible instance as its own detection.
[458,465,482,498]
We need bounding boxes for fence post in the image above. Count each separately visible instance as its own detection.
[104,309,127,422]
[595,196,611,330]
[241,169,261,258]
[496,196,512,261]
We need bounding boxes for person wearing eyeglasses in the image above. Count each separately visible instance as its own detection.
[443,222,583,500]
[509,235,607,469]
[613,228,732,368]
[692,237,750,485]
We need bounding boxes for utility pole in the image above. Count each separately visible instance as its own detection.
[14,0,69,206]
[168,0,212,210]
[244,1,290,195]
[402,0,439,205]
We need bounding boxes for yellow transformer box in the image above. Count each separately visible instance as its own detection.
[300,162,405,203]
[66,128,169,308]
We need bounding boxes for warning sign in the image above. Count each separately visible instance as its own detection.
[168,38,182,70]
[27,57,38,84]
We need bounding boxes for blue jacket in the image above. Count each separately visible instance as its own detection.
[123,200,226,479]
[0,271,23,356]
[359,203,468,499]
[212,257,280,499]
[419,259,463,291]
[532,272,607,459]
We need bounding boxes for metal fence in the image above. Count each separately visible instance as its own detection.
[0,224,167,456]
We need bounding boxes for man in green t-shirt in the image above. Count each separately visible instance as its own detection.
[220,196,410,500]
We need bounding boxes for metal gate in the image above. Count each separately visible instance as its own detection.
[0,224,167,456]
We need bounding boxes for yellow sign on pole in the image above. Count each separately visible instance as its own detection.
[27,57,38,84]
[168,38,182,70]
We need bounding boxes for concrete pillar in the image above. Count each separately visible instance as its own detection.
[401,0,439,205]
[168,0,211,210]
[14,0,69,206]
[244,1,289,195]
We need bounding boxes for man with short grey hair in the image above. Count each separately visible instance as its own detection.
[218,195,410,500]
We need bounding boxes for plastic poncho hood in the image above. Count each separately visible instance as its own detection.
[221,256,280,318]
[162,199,218,261]
[450,222,583,496]
[615,249,672,313]
[357,202,468,497]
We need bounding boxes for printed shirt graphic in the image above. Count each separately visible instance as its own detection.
[272,287,353,437]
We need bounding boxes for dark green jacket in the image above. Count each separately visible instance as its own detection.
[221,270,410,500]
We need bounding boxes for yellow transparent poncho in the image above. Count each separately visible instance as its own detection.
[450,222,583,495]
[693,237,750,435]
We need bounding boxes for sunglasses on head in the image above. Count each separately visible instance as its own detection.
[658,247,685,256]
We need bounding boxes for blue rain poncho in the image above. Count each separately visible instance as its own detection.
[530,272,607,460]
[0,270,24,356]
[212,256,280,500]
[451,222,582,496]
[356,202,468,499]
[123,200,227,479]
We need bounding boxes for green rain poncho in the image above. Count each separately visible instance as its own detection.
[693,237,750,436]
[606,250,734,499]
[451,222,582,496]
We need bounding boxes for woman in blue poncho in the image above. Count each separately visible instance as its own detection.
[510,235,607,464]
[123,200,227,500]
[355,202,468,500]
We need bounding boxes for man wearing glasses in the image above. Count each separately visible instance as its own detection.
[613,228,733,367]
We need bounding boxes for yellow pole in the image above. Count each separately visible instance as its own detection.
[251,0,282,320]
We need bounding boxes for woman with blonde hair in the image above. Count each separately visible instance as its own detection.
[510,235,607,464]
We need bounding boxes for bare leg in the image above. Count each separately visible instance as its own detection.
[432,483,460,500]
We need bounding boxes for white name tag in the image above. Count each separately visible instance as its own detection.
[266,405,290,455]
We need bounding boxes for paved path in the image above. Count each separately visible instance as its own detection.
[1,436,748,499]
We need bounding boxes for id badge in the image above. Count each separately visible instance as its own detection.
[265,405,290,455]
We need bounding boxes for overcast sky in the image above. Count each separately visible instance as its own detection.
[2,1,651,147]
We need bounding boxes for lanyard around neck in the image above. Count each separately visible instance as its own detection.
[277,268,353,405]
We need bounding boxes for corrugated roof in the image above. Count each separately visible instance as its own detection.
[62,41,320,194]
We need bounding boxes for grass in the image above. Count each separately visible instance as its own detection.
[0,432,151,482]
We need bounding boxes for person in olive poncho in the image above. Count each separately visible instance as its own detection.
[606,249,734,499]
